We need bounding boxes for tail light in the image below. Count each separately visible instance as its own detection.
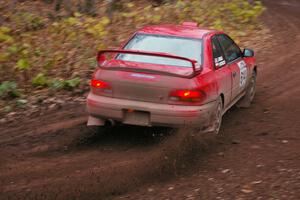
[90,79,112,95]
[169,89,205,102]
[91,79,110,89]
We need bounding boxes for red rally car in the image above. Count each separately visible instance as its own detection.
[86,22,257,134]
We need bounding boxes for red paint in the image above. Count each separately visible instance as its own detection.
[90,23,256,107]
[182,22,198,27]
[137,24,213,39]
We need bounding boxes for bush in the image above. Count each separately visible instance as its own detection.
[64,77,81,89]
[32,73,48,87]
[49,78,81,90]
[49,79,64,90]
[16,58,30,70]
[13,12,45,31]
[0,81,21,99]
[0,26,14,44]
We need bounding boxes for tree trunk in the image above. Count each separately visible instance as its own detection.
[106,0,116,20]
[9,0,18,11]
[55,0,73,16]
[247,0,255,5]
[84,0,96,16]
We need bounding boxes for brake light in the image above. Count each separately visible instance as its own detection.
[90,79,112,96]
[91,79,110,89]
[169,90,204,102]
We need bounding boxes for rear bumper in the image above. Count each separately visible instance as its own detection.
[86,93,217,127]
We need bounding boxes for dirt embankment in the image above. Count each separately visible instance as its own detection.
[0,0,300,199]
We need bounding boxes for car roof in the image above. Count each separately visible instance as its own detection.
[137,24,217,39]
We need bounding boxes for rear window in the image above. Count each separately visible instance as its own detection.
[117,34,202,67]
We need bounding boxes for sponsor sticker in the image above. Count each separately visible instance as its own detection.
[215,56,225,67]
[131,73,155,79]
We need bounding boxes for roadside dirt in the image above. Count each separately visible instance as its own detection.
[0,0,299,199]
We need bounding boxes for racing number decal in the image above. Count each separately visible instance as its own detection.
[237,60,247,87]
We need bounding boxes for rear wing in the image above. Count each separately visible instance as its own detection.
[97,49,202,78]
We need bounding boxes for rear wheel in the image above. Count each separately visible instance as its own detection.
[211,97,223,134]
[236,71,256,108]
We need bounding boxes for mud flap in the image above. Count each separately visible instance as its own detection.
[87,116,105,126]
[200,100,221,134]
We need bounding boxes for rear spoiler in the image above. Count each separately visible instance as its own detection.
[97,49,202,77]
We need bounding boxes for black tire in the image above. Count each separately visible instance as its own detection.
[236,71,256,108]
[211,96,223,134]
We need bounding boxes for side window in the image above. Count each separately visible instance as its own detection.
[217,35,242,62]
[211,36,226,68]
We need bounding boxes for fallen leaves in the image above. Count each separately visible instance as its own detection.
[241,184,253,194]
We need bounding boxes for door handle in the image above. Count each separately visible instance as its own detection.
[232,71,237,78]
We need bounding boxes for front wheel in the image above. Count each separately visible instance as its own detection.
[236,71,256,108]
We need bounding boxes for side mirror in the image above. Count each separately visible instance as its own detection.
[243,48,254,57]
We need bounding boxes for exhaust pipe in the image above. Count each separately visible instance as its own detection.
[107,119,116,126]
[87,116,116,127]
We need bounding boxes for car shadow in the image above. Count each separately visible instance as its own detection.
[72,124,174,149]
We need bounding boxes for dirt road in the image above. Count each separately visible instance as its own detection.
[0,0,299,199]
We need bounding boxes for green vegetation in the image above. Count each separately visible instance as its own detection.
[49,77,81,90]
[32,73,48,87]
[32,73,81,90]
[13,12,45,31]
[0,81,21,99]
[0,26,14,45]
[16,58,30,70]
[0,0,265,112]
